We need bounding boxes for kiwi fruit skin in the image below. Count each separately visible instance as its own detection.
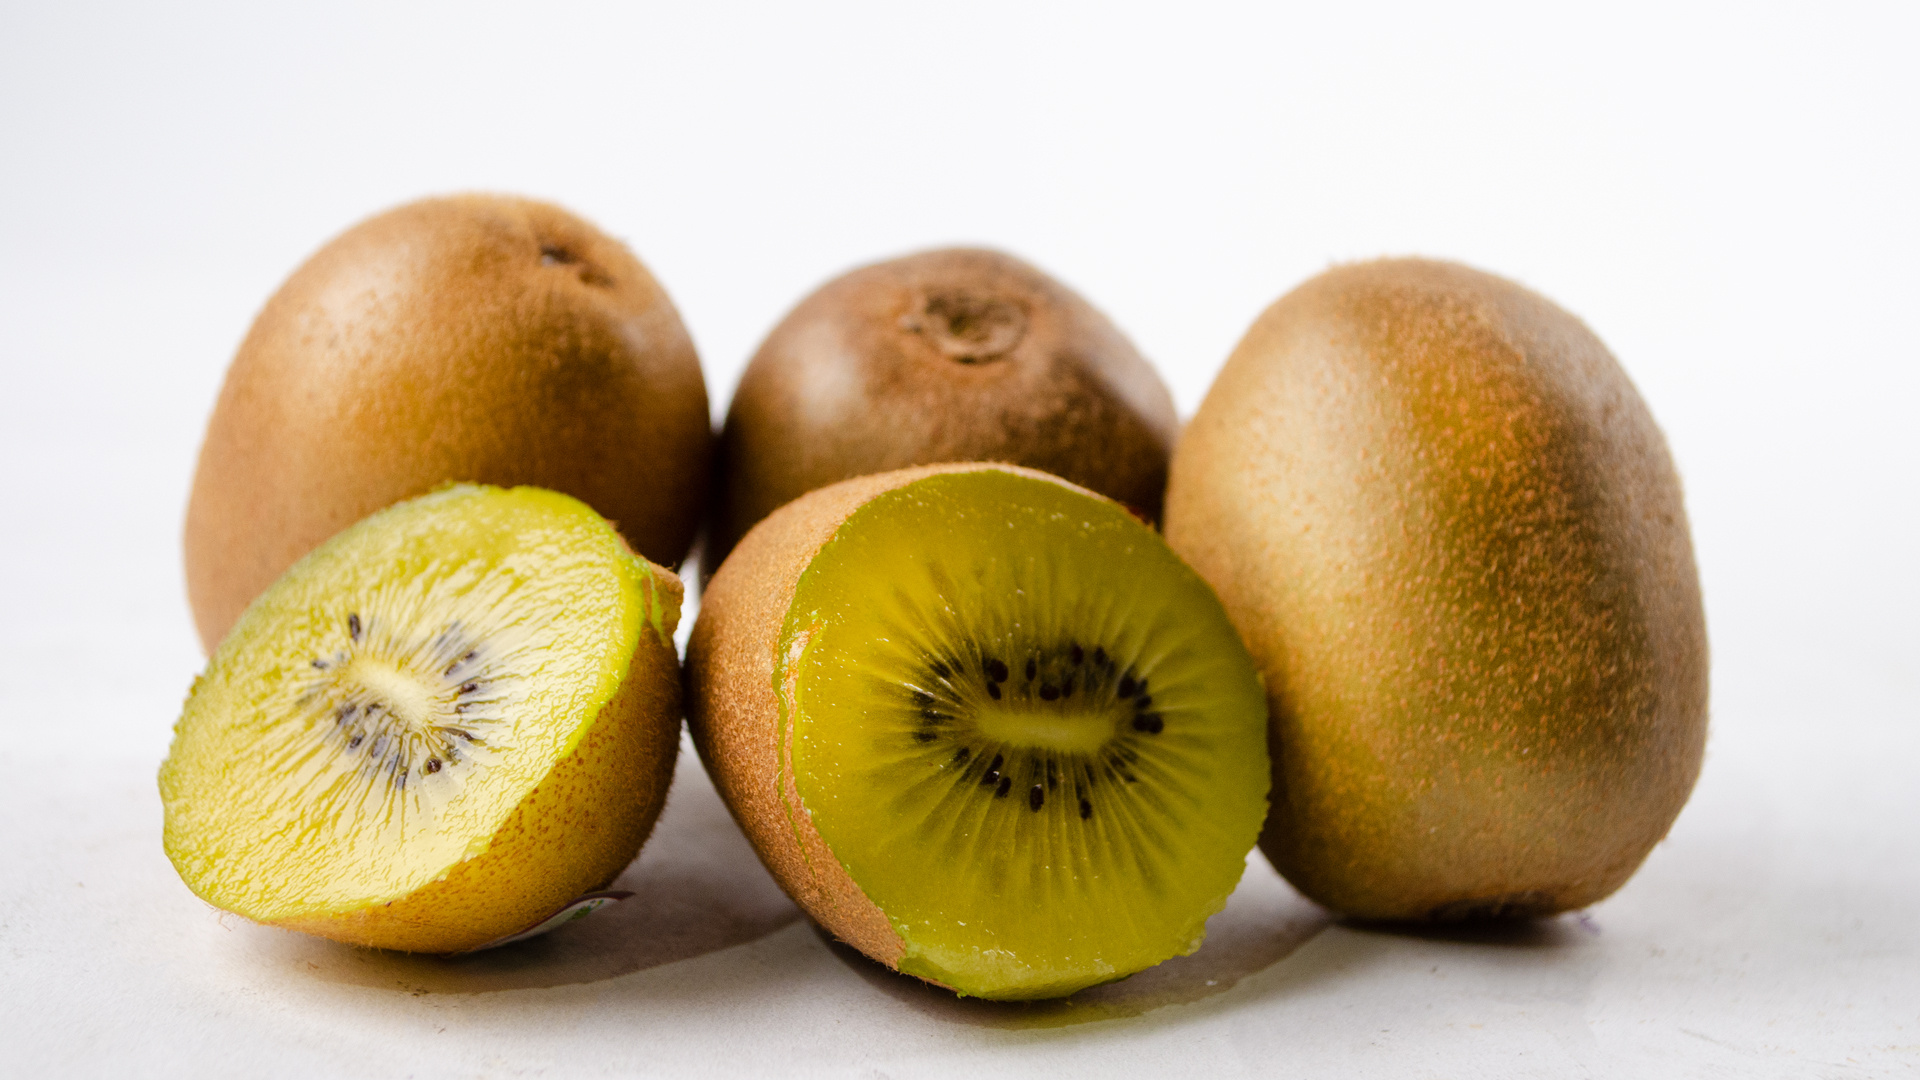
[161,485,684,954]
[686,469,933,973]
[708,248,1177,569]
[686,462,1268,998]
[184,194,712,652]
[1165,258,1708,922]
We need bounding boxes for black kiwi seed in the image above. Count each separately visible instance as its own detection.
[932,660,950,679]
[1094,646,1108,667]
[995,776,1013,798]
[1118,675,1137,698]
[987,682,1001,700]
[348,734,363,749]
[952,747,970,764]
[1070,644,1084,665]
[986,658,1009,683]
[347,613,362,641]
[1029,785,1045,811]
[1040,683,1060,701]
[914,731,937,743]
[424,758,442,774]
[912,690,934,706]
[1136,695,1152,710]
[1025,658,1037,681]
[1133,713,1164,734]
[1079,797,1093,820]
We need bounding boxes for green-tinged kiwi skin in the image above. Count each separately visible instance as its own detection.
[685,462,1268,998]
[1166,258,1708,922]
[707,248,1177,571]
[184,193,711,653]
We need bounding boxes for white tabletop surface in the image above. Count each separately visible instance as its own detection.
[3,4,1916,1077]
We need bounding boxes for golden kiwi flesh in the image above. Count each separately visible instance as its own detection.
[708,248,1178,570]
[161,485,684,953]
[688,463,1270,999]
[1166,258,1708,921]
[184,194,711,651]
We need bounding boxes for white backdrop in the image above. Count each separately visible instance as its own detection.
[2,3,1915,1076]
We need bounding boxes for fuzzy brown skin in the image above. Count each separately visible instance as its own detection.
[686,462,1087,975]
[185,194,711,652]
[1165,259,1708,922]
[706,248,1176,573]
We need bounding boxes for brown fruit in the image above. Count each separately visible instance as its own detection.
[1165,258,1709,921]
[185,194,711,651]
[707,248,1176,570]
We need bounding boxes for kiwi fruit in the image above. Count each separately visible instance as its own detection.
[1165,258,1708,922]
[184,193,711,652]
[160,484,683,953]
[686,463,1269,999]
[707,248,1178,571]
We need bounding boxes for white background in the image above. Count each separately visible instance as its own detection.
[1,2,1916,1077]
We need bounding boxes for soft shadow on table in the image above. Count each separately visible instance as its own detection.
[824,860,1333,1030]
[1341,909,1603,949]
[230,757,802,994]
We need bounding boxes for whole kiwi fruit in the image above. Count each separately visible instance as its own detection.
[688,463,1269,999]
[707,248,1177,570]
[185,194,711,652]
[1165,258,1708,922]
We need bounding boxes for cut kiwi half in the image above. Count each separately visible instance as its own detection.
[160,484,683,953]
[687,464,1269,999]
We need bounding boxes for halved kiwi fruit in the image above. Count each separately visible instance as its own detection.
[687,464,1268,999]
[160,484,683,953]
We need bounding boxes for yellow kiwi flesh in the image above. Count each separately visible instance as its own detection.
[1166,258,1708,921]
[160,485,683,953]
[709,248,1177,570]
[689,464,1270,999]
[185,194,711,652]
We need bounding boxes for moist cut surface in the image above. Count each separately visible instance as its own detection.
[778,470,1269,998]
[160,485,676,942]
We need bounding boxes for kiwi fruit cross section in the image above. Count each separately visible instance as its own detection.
[161,484,684,953]
[689,463,1269,1000]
